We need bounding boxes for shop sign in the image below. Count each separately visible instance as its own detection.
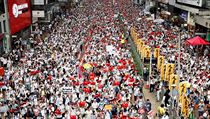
[8,0,32,35]
[177,0,204,7]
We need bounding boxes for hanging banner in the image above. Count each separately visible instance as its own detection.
[169,74,178,90]
[165,63,175,81]
[157,56,164,71]
[154,48,160,58]
[141,45,146,59]
[160,64,166,80]
[179,82,187,103]
[182,95,189,117]
[144,47,151,58]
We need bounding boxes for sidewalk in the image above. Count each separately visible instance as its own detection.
[143,86,161,118]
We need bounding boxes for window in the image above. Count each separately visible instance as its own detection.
[3,20,6,33]
[0,0,5,14]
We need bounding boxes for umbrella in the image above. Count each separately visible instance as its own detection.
[154,19,165,23]
[104,104,113,110]
[83,63,92,69]
[186,36,210,45]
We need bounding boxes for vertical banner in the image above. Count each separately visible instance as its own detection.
[179,82,187,103]
[169,74,178,90]
[141,45,145,59]
[182,95,189,117]
[154,48,160,58]
[144,47,151,58]
[157,56,164,71]
[165,63,175,81]
[140,41,144,49]
[160,64,166,80]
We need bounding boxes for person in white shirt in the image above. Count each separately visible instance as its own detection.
[161,112,169,119]
[85,108,93,119]
[91,100,99,110]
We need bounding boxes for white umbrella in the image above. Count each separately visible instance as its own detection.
[154,19,165,23]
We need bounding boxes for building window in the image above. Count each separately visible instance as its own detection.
[3,20,6,33]
[0,0,5,15]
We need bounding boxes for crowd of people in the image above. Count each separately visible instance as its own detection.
[132,3,210,119]
[0,0,156,119]
[0,0,209,118]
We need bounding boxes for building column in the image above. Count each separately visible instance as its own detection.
[3,0,11,53]
[207,29,210,41]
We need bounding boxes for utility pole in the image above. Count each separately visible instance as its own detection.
[177,30,181,117]
[3,0,11,53]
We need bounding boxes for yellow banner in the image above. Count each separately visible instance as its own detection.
[169,74,178,90]
[140,41,144,50]
[154,48,160,58]
[165,63,175,81]
[141,45,145,59]
[182,95,189,117]
[179,82,187,103]
[160,64,166,80]
[157,56,164,71]
[144,47,151,58]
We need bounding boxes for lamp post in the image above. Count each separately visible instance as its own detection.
[177,28,181,117]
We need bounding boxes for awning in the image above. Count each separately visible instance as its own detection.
[0,33,4,40]
[186,36,210,45]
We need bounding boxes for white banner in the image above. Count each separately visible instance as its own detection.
[32,11,45,18]
[34,0,45,5]
[177,0,204,7]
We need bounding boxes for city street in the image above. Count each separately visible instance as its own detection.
[0,0,210,119]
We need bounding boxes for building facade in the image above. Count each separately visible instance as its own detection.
[0,0,33,55]
[154,0,210,41]
[0,0,7,55]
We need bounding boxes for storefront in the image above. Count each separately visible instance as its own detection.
[7,0,32,50]
[194,15,210,41]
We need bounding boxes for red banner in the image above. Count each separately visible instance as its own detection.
[8,0,32,35]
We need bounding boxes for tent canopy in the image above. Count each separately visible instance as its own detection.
[186,36,210,46]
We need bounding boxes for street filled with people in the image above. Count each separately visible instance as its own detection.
[0,0,209,119]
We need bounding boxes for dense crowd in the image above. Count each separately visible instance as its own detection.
[132,4,210,119]
[0,0,153,119]
[0,0,209,119]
